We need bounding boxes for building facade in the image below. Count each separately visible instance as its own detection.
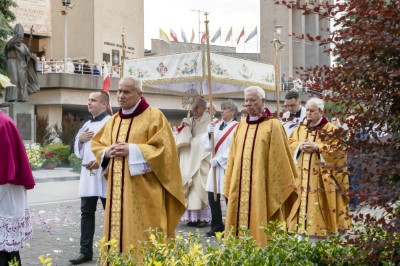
[1,0,311,144]
[15,0,144,65]
[260,0,331,79]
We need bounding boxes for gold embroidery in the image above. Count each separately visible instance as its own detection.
[238,125,257,229]
[110,119,131,250]
[298,152,311,234]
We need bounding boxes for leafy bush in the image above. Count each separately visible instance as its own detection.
[25,143,45,169]
[36,115,54,146]
[43,144,71,166]
[68,153,82,173]
[53,113,81,147]
[99,221,400,266]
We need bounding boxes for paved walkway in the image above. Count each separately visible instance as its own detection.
[24,167,214,266]
[25,167,382,266]
[33,167,80,183]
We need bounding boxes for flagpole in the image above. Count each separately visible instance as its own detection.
[231,28,233,56]
[257,30,259,61]
[191,9,207,43]
[244,31,246,53]
[219,27,222,54]
[121,28,126,77]
[204,12,218,202]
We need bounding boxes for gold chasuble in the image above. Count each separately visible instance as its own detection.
[224,115,298,245]
[288,118,350,236]
[91,98,185,257]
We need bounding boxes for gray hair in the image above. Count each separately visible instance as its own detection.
[245,86,265,99]
[121,75,143,92]
[306,97,324,110]
[221,99,238,115]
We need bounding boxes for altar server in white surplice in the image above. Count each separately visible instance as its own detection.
[202,99,239,237]
[70,91,111,264]
[282,91,306,138]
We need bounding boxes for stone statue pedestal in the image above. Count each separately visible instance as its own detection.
[0,102,35,145]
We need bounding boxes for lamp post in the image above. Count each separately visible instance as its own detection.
[272,25,284,116]
[61,0,72,73]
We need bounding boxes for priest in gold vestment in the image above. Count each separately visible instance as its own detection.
[224,86,298,245]
[91,76,185,257]
[288,98,350,237]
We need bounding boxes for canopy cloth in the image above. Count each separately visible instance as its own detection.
[123,51,275,97]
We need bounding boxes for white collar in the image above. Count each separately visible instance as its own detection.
[122,99,142,115]
[309,117,323,127]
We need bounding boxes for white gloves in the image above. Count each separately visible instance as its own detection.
[210,157,219,167]
[207,124,215,133]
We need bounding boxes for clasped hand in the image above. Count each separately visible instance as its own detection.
[300,140,318,153]
[106,141,129,158]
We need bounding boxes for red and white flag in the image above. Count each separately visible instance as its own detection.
[236,27,245,45]
[103,63,113,114]
[170,29,178,42]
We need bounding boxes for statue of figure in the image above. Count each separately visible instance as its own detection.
[4,23,40,102]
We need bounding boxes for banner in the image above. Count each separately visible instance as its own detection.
[13,0,52,36]
[124,51,275,96]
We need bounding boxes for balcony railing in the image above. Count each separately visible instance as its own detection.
[36,61,121,78]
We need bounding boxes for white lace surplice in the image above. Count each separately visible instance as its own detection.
[0,184,32,252]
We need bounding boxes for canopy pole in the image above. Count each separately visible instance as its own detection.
[121,28,126,77]
[204,13,218,202]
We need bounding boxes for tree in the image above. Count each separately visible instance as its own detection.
[0,0,16,74]
[0,0,16,97]
[275,0,400,263]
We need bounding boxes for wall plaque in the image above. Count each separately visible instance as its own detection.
[17,113,32,140]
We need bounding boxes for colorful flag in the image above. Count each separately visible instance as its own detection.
[159,28,171,44]
[170,29,178,42]
[211,27,221,43]
[201,32,207,44]
[245,26,258,43]
[102,63,113,114]
[190,28,195,43]
[181,29,188,43]
[225,27,232,43]
[236,27,245,45]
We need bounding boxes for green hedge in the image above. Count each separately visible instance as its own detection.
[68,153,82,172]
[98,220,400,265]
[43,144,71,166]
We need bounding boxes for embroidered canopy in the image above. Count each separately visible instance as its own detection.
[123,51,275,97]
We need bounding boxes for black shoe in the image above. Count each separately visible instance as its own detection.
[195,221,209,228]
[206,230,215,237]
[187,221,199,227]
[69,254,92,265]
[206,228,224,237]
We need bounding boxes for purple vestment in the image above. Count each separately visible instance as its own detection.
[0,111,35,189]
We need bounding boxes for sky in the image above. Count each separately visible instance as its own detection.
[143,0,260,53]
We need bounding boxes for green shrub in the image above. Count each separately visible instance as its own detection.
[68,153,82,173]
[36,115,54,146]
[53,113,81,146]
[98,220,400,266]
[43,144,71,166]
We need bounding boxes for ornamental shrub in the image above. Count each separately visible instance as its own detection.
[68,153,82,173]
[25,143,45,169]
[43,144,71,166]
[98,220,400,265]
